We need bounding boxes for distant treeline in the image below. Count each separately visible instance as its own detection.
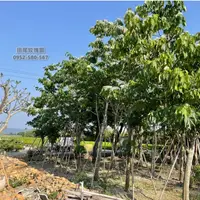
[16,130,35,137]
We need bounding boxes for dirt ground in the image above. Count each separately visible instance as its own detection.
[0,154,195,200]
[0,155,76,200]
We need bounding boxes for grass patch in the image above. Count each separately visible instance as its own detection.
[80,141,112,152]
[0,137,112,151]
[48,191,59,199]
[9,177,28,188]
[0,136,41,147]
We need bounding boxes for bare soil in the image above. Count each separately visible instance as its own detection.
[0,154,197,200]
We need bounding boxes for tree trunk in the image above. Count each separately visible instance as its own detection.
[77,154,81,172]
[41,136,45,150]
[76,125,82,172]
[131,132,135,200]
[194,139,199,165]
[110,121,120,169]
[113,123,123,153]
[110,128,117,170]
[179,144,184,183]
[183,138,195,200]
[110,123,124,170]
[174,144,179,170]
[125,155,130,192]
[92,95,101,164]
[93,101,108,181]
[0,113,11,134]
[179,135,185,183]
[125,126,132,192]
[92,126,100,164]
[151,131,157,177]
[138,135,143,165]
[170,150,174,165]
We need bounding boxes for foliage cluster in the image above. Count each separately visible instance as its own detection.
[0,139,23,151]
[9,177,28,188]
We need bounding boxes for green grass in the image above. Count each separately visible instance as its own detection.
[0,136,112,151]
[0,135,41,147]
[80,141,112,152]
[0,135,164,152]
[80,141,164,152]
[9,177,28,188]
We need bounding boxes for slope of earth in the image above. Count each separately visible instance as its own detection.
[0,156,77,200]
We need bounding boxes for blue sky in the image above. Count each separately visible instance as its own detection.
[0,1,199,129]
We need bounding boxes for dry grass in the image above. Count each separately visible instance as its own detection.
[134,175,182,200]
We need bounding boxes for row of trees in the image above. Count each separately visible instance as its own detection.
[28,1,200,199]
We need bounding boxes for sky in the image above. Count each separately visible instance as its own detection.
[0,1,199,129]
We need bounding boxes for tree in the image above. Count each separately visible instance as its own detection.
[0,74,30,133]
[117,1,200,199]
[90,1,200,198]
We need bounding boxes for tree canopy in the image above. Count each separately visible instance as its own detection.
[27,1,200,199]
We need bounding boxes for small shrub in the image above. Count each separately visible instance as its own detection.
[26,149,44,161]
[74,145,87,156]
[0,139,23,152]
[9,177,27,188]
[93,176,117,195]
[190,176,195,188]
[71,172,91,188]
[190,193,200,200]
[191,165,200,186]
[48,191,59,199]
